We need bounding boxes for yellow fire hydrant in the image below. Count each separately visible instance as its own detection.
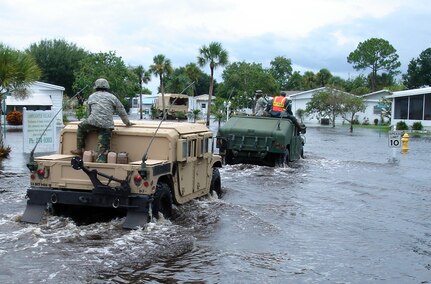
[401,132,409,153]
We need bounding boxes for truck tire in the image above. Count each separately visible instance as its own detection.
[152,182,173,219]
[277,149,289,167]
[224,151,233,165]
[210,168,222,198]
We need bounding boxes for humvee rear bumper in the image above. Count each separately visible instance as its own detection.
[22,187,151,229]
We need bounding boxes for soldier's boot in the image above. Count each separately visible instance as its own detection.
[294,120,306,132]
[95,154,107,163]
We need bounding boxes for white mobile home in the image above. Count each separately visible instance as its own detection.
[387,87,431,129]
[5,81,65,126]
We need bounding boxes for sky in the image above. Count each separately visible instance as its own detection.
[1,0,430,94]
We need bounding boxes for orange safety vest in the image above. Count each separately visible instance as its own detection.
[272,96,287,112]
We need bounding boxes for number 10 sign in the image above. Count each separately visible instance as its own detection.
[388,131,403,148]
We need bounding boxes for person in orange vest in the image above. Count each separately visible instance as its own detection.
[269,91,306,131]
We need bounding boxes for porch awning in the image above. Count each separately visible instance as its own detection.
[5,93,53,106]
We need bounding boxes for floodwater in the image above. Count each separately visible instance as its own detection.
[0,126,430,283]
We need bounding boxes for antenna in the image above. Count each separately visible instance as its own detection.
[138,81,195,177]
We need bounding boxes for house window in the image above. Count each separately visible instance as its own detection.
[424,93,431,120]
[132,97,139,108]
[409,95,424,120]
[201,103,206,109]
[394,97,408,119]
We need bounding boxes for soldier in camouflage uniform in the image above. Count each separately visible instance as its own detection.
[71,78,134,162]
[254,90,268,116]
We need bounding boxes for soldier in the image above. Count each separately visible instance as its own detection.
[254,90,268,116]
[268,91,306,131]
[71,78,134,162]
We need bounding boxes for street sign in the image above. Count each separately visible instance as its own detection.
[23,109,57,153]
[388,131,403,148]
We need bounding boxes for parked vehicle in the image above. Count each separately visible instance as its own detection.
[23,120,222,229]
[155,93,189,119]
[216,115,305,167]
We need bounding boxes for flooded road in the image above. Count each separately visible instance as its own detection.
[0,126,430,283]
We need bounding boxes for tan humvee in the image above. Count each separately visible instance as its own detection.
[22,120,222,229]
[155,93,189,119]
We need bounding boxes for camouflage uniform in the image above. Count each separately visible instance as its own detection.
[255,96,268,116]
[76,88,131,163]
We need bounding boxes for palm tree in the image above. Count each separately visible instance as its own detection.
[303,71,316,90]
[197,42,228,126]
[188,108,201,123]
[211,102,225,129]
[133,65,151,119]
[0,43,41,157]
[149,54,173,119]
[185,63,201,97]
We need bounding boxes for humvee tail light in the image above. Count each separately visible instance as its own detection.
[36,168,48,179]
[273,143,286,150]
[133,175,142,186]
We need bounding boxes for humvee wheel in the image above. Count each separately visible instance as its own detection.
[210,168,222,198]
[152,182,173,219]
[224,151,233,165]
[277,149,289,167]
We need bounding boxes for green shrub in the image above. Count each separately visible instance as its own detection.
[175,111,187,120]
[150,106,160,119]
[412,121,423,131]
[75,105,87,121]
[374,118,379,126]
[63,113,70,124]
[396,121,409,130]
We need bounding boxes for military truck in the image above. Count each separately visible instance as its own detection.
[22,120,222,229]
[155,93,189,119]
[216,115,305,167]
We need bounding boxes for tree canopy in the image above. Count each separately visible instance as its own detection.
[315,68,333,87]
[132,65,152,119]
[149,54,173,119]
[26,39,88,96]
[403,47,431,88]
[347,38,401,92]
[340,95,366,132]
[305,88,347,128]
[269,56,293,90]
[197,42,229,126]
[219,61,278,111]
[73,51,139,110]
[1,43,41,96]
[132,65,151,90]
[185,63,201,96]
[0,43,41,154]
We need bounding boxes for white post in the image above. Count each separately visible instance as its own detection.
[224,101,231,121]
[392,125,397,161]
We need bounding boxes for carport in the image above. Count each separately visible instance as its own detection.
[5,93,53,113]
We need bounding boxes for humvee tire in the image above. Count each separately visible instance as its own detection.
[210,168,222,198]
[152,182,173,219]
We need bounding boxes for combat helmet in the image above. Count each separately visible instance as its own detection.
[94,78,110,90]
